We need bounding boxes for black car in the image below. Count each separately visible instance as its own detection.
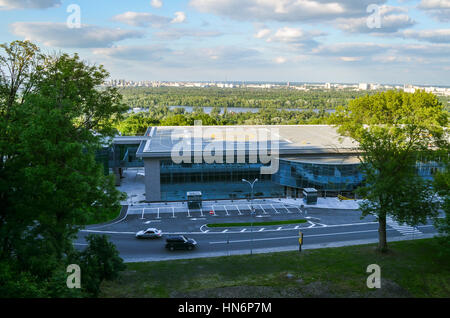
[165,235,197,251]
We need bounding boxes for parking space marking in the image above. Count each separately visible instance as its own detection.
[200,208,204,217]
[271,204,281,214]
[187,208,191,218]
[172,207,175,218]
[222,229,228,233]
[258,228,265,232]
[224,205,230,216]
[140,208,145,220]
[236,205,242,215]
[240,229,247,233]
[283,205,292,214]
[259,204,268,214]
[276,227,282,231]
[157,208,160,219]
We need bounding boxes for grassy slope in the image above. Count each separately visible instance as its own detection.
[100,238,450,298]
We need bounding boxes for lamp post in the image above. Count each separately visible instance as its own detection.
[242,178,258,255]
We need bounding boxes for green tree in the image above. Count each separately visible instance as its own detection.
[0,41,127,296]
[71,234,125,297]
[432,148,450,255]
[331,90,448,252]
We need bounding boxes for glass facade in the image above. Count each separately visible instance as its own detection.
[272,159,365,193]
[160,160,284,201]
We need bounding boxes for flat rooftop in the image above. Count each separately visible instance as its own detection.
[135,125,360,159]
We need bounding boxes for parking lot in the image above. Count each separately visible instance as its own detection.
[127,202,305,220]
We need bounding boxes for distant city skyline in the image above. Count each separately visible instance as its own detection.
[1,0,449,86]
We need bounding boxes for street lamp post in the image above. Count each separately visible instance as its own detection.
[242,178,258,255]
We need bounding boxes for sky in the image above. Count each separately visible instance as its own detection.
[1,0,449,85]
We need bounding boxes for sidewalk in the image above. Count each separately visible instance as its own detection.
[281,197,363,210]
[128,196,362,210]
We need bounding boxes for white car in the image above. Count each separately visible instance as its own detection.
[135,228,163,239]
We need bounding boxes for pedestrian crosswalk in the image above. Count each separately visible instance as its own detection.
[387,217,422,236]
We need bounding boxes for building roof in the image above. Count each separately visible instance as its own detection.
[134,125,360,159]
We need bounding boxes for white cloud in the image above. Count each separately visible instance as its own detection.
[254,28,271,39]
[274,56,287,64]
[337,5,415,33]
[190,0,386,23]
[418,0,450,22]
[150,0,163,8]
[112,11,171,27]
[154,28,223,40]
[171,11,186,24]
[11,22,144,48]
[93,45,171,61]
[255,26,325,51]
[399,29,450,43]
[0,0,60,10]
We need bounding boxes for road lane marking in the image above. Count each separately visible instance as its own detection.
[209,228,391,244]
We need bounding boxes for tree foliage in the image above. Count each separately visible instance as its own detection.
[0,41,127,297]
[331,90,448,252]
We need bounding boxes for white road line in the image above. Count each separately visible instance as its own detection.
[140,208,145,220]
[200,208,204,217]
[209,228,387,244]
[80,230,135,235]
[222,229,228,233]
[187,208,191,218]
[271,204,280,214]
[236,205,242,215]
[276,227,282,231]
[157,208,160,219]
[294,226,300,230]
[283,205,291,213]
[172,207,175,218]
[259,204,267,214]
[258,228,265,232]
[387,217,422,236]
[240,229,247,233]
[224,205,230,216]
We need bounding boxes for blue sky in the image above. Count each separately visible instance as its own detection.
[1,0,449,85]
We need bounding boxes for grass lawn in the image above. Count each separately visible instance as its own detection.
[207,219,307,228]
[100,238,450,298]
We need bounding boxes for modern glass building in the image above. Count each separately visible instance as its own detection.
[107,125,444,202]
[129,125,367,202]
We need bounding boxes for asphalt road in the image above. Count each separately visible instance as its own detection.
[74,202,440,262]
